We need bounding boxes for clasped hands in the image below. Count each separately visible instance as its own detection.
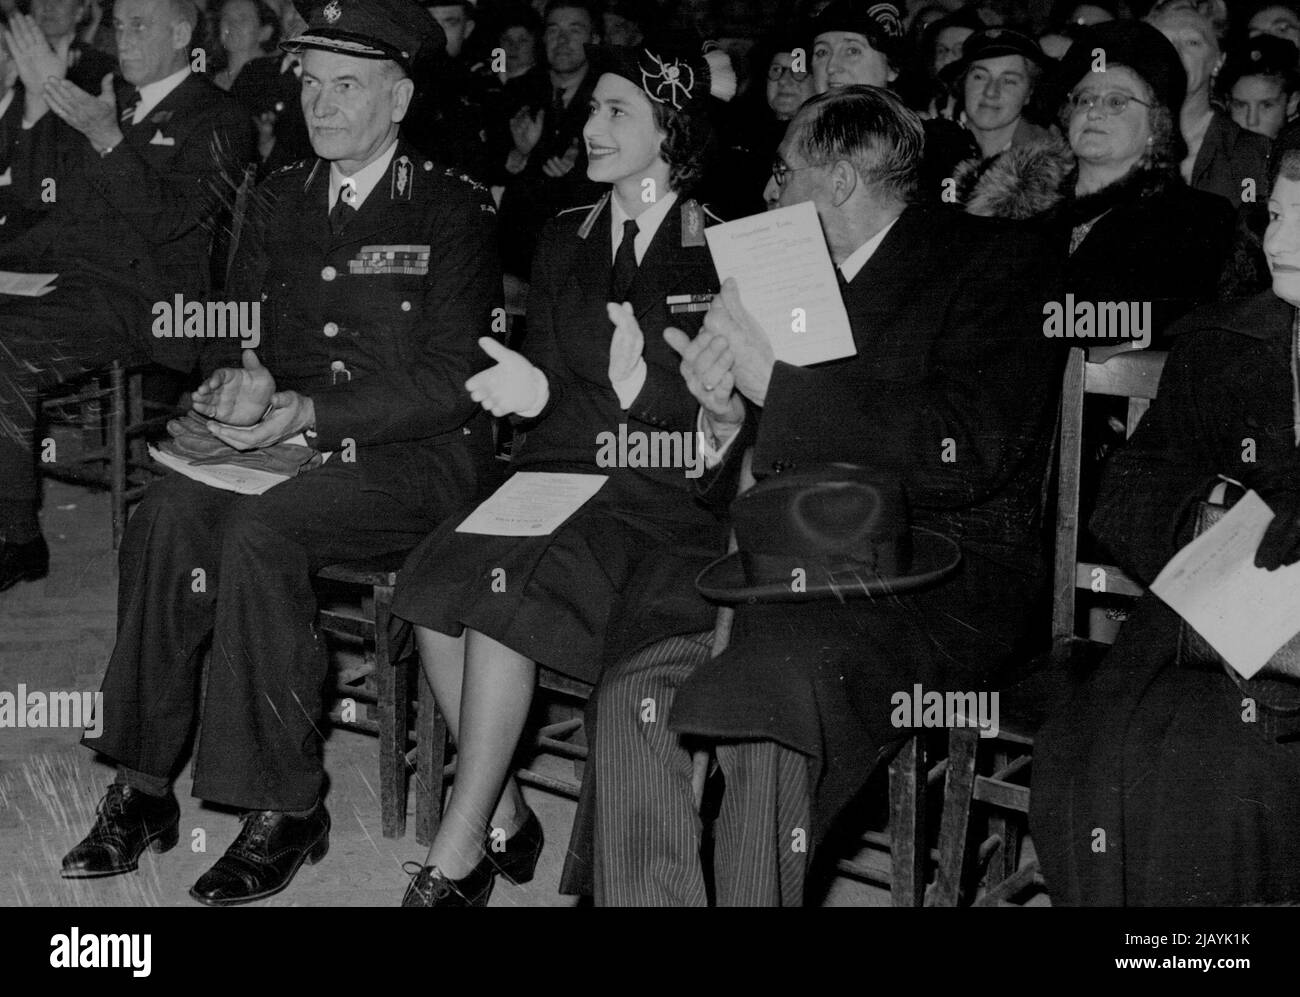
[186,350,315,451]
[4,13,121,150]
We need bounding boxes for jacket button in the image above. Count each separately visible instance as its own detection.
[322,265,337,281]
[772,460,794,473]
[323,321,339,337]
[401,300,411,311]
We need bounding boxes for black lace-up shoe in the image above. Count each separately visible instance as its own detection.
[189,801,329,906]
[400,856,495,907]
[485,808,544,885]
[61,784,180,878]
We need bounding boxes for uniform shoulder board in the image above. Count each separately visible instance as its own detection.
[557,201,600,217]
[267,158,310,180]
[571,192,610,239]
[440,165,491,198]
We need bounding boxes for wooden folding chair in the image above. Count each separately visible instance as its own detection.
[924,346,1168,907]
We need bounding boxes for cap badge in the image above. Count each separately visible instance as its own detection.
[324,0,342,25]
[640,51,696,111]
[867,3,903,38]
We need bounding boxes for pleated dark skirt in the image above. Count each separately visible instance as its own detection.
[390,470,726,684]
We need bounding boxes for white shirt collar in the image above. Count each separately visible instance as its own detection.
[0,89,13,122]
[133,66,191,125]
[609,189,679,266]
[329,140,400,213]
[839,215,900,284]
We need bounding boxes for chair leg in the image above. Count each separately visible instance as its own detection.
[985,749,1021,894]
[374,584,407,839]
[928,727,979,906]
[888,735,926,907]
[109,363,128,550]
[414,666,447,848]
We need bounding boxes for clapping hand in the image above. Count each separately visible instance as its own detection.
[607,301,644,386]
[700,278,776,406]
[4,12,67,119]
[466,337,548,417]
[44,73,122,151]
[663,325,745,441]
[509,105,545,157]
[191,350,277,427]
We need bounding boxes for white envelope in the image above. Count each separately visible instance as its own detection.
[149,130,176,146]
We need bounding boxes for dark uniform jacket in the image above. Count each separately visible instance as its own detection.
[213,141,502,518]
[0,71,253,367]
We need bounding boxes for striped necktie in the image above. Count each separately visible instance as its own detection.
[118,88,140,126]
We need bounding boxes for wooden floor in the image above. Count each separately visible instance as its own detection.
[0,479,900,907]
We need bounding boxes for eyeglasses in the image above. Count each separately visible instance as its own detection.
[767,64,810,83]
[1067,90,1152,116]
[770,160,817,186]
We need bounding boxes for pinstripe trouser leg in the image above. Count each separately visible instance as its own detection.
[594,633,714,906]
[593,632,812,906]
[713,741,810,907]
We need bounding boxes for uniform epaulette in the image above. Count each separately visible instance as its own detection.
[265,158,310,182]
[440,165,491,198]
[572,192,611,239]
[557,202,599,216]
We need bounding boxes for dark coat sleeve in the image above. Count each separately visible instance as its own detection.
[308,184,502,449]
[756,223,1059,511]
[75,98,252,248]
[1089,323,1295,584]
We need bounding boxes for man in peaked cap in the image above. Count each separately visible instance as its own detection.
[59,0,502,907]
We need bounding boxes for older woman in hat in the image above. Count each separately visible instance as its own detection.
[803,0,977,200]
[1032,147,1300,906]
[1049,19,1234,342]
[391,42,736,908]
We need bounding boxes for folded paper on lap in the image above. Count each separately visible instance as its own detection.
[1152,490,1300,678]
[456,472,608,536]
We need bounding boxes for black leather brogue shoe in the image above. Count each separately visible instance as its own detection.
[189,801,329,906]
[61,784,181,879]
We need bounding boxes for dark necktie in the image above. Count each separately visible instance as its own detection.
[836,265,850,296]
[329,195,357,237]
[118,88,140,126]
[552,85,567,114]
[611,219,639,302]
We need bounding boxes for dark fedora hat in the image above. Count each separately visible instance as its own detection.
[696,464,960,604]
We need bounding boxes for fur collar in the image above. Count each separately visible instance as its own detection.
[1062,164,1181,226]
[954,135,1075,220]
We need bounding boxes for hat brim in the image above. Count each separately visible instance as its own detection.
[695,527,961,604]
[282,30,404,63]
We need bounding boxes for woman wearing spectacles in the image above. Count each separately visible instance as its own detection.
[1049,20,1234,346]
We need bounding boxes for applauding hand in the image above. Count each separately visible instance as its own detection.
[664,325,745,446]
[701,278,775,406]
[192,350,277,427]
[607,301,644,386]
[466,337,548,417]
